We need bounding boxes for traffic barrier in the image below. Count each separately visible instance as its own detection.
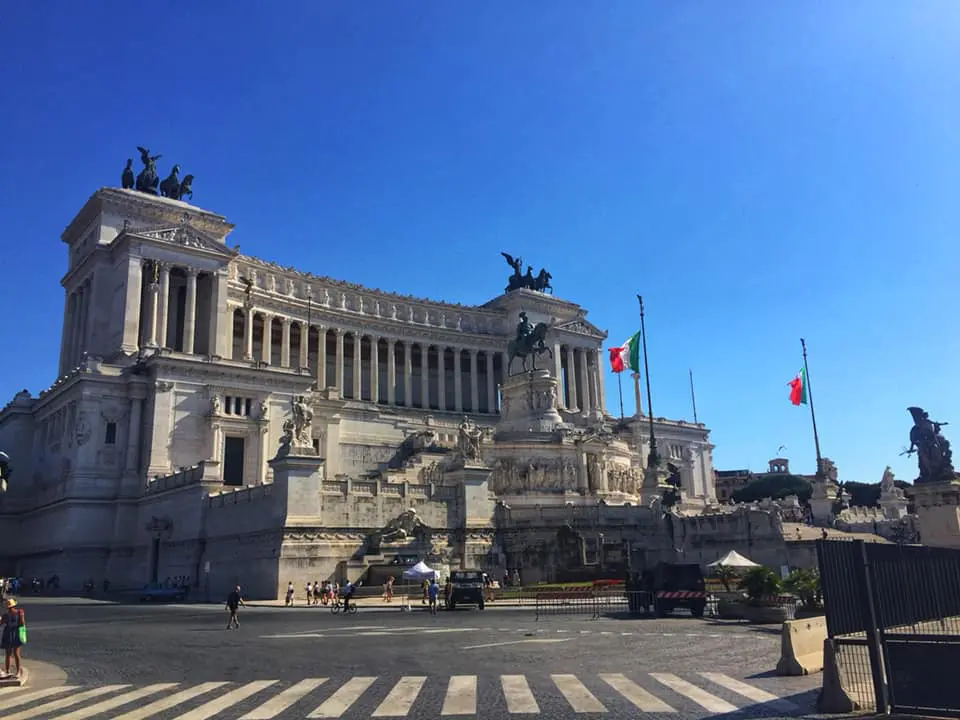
[534,590,649,621]
[776,616,827,676]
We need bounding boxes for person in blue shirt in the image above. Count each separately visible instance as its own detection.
[427,578,439,615]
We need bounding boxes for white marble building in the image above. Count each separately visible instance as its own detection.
[0,188,716,597]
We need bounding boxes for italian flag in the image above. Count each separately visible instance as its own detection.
[788,368,808,406]
[608,332,641,374]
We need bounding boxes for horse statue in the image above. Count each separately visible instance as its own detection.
[507,321,553,374]
[177,174,195,201]
[534,269,553,293]
[159,165,181,198]
[134,146,162,194]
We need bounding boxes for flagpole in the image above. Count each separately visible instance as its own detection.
[800,338,823,475]
[689,369,699,424]
[638,295,660,468]
[617,373,624,420]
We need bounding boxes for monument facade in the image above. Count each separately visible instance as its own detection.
[0,164,719,598]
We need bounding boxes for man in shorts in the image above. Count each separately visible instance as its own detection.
[225,585,244,629]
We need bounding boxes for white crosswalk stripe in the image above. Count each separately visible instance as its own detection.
[0,672,804,718]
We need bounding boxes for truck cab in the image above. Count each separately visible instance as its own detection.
[446,569,487,610]
[640,562,707,618]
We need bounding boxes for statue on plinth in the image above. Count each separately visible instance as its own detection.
[506,311,553,374]
[276,394,315,457]
[121,159,134,189]
[906,406,956,483]
[456,416,483,463]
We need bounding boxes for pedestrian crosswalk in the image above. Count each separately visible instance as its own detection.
[0,672,806,718]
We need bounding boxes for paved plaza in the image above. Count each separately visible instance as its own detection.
[0,598,821,719]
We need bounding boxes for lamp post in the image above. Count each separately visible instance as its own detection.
[637,295,660,468]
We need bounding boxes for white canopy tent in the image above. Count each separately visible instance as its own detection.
[401,561,438,581]
[707,550,761,569]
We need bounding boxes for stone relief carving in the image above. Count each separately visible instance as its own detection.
[488,457,581,494]
[258,398,269,421]
[606,464,640,494]
[75,414,93,447]
[367,508,431,553]
[210,395,221,416]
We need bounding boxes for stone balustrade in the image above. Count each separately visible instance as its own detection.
[145,462,212,494]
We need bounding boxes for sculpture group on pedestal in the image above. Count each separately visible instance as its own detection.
[366,508,431,554]
[121,146,195,201]
[501,252,553,294]
[906,406,956,483]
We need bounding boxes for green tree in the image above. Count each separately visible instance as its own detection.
[731,474,813,503]
[783,568,821,609]
[711,564,738,593]
[739,566,782,601]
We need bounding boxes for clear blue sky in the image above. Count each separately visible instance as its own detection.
[2,1,958,484]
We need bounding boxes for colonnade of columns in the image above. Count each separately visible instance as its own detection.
[138,261,219,355]
[60,276,94,373]
[229,308,607,417]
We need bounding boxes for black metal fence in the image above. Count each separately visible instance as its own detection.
[817,539,960,718]
[534,590,651,620]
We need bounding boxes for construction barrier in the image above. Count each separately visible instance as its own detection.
[776,616,827,676]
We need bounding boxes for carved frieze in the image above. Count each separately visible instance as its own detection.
[488,456,580,494]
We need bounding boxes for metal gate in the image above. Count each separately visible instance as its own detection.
[818,539,960,717]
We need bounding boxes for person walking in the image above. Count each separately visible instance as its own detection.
[1,598,26,678]
[225,585,244,629]
[427,578,439,615]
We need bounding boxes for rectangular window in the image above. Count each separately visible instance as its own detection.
[104,421,117,445]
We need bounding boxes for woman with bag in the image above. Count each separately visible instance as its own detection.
[0,597,25,678]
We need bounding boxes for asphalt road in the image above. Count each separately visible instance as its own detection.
[0,597,822,719]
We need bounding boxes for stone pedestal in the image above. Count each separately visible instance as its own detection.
[909,480,960,549]
[879,489,909,520]
[446,464,496,529]
[497,369,563,435]
[809,481,839,526]
[269,451,324,524]
[639,464,672,504]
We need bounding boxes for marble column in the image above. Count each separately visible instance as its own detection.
[125,396,143,473]
[352,333,362,400]
[486,352,495,413]
[370,335,380,403]
[79,279,92,358]
[68,290,81,365]
[335,329,345,391]
[317,327,327,387]
[280,319,291,367]
[59,292,73,374]
[183,268,198,354]
[298,322,309,368]
[387,339,397,404]
[147,282,160,348]
[500,351,509,412]
[121,257,143,354]
[420,344,430,409]
[553,343,564,409]
[578,348,590,414]
[437,347,447,411]
[157,264,171,348]
[209,271,230,359]
[565,347,578,411]
[403,342,413,407]
[469,350,479,413]
[453,349,463,412]
[261,315,273,363]
[595,348,607,415]
[243,308,254,359]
